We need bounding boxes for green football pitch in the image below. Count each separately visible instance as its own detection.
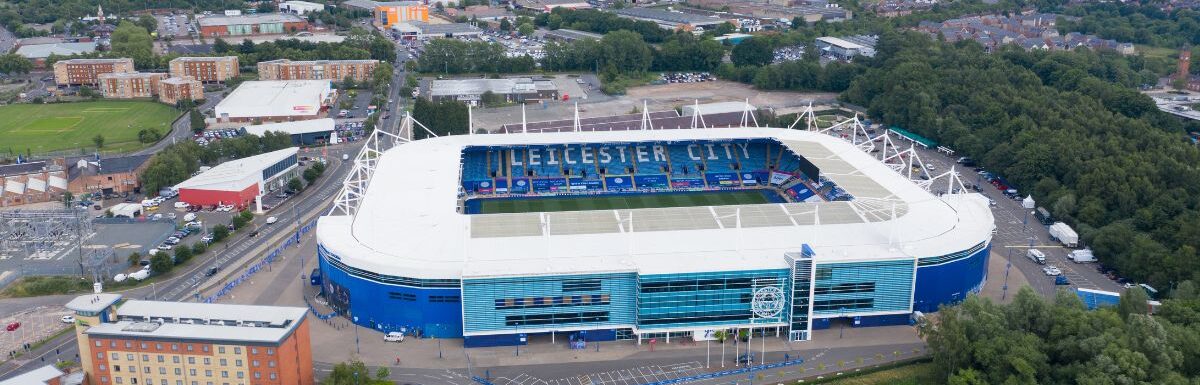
[476,190,773,214]
[0,101,179,154]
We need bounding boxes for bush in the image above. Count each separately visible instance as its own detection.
[192,241,207,255]
[212,225,229,242]
[127,251,142,267]
[173,246,193,264]
[0,276,91,297]
[288,177,304,192]
[150,253,173,273]
[303,167,319,183]
[231,215,249,230]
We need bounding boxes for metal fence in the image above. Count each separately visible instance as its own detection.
[201,219,317,303]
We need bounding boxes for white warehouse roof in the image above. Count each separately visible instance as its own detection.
[317,126,995,281]
[176,147,298,191]
[215,80,331,120]
[243,118,335,136]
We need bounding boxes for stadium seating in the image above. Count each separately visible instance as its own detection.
[744,141,770,172]
[461,139,817,196]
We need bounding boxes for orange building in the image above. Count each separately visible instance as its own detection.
[53,58,135,86]
[66,294,314,385]
[159,76,205,105]
[257,59,378,82]
[97,72,167,99]
[169,56,240,83]
[374,1,429,28]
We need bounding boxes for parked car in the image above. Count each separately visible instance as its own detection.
[384,332,405,342]
[174,202,190,209]
[6,322,20,331]
[1055,276,1071,285]
[157,244,174,251]
[201,234,214,243]
[205,267,219,277]
[1042,266,1062,276]
[266,216,278,224]
[61,315,75,323]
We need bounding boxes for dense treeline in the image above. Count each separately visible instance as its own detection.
[139,132,292,195]
[925,285,1200,384]
[842,31,1200,288]
[213,28,397,64]
[1060,4,1200,48]
[415,39,536,74]
[533,8,669,43]
[411,98,470,138]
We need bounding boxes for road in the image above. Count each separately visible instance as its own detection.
[904,142,1124,297]
[132,92,224,156]
[0,141,359,380]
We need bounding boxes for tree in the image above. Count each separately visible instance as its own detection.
[136,14,157,33]
[212,224,230,242]
[78,85,96,98]
[61,191,74,208]
[173,245,193,265]
[126,251,142,267]
[239,39,256,54]
[288,177,304,192]
[499,17,512,32]
[0,54,32,75]
[109,22,154,68]
[518,23,535,37]
[303,167,319,183]
[1119,286,1152,320]
[190,109,206,134]
[599,30,653,75]
[342,75,356,90]
[191,241,207,255]
[150,252,173,274]
[321,360,392,384]
[92,134,105,149]
[213,38,233,53]
[731,37,773,67]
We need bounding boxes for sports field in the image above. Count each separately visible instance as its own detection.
[0,101,179,154]
[473,190,776,214]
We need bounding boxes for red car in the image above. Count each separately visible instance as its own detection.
[6,322,20,331]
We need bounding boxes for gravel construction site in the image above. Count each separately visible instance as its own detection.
[470,80,838,131]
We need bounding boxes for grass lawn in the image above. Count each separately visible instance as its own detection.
[1137,44,1177,60]
[477,190,771,214]
[0,275,93,298]
[0,101,179,155]
[809,361,940,385]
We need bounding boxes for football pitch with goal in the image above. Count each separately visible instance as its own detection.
[0,101,179,154]
[476,190,775,214]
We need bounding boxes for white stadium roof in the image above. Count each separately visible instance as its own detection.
[317,127,995,280]
[176,147,298,191]
[242,118,335,136]
[214,80,330,120]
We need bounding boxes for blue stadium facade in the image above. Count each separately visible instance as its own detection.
[317,241,989,344]
[315,129,994,346]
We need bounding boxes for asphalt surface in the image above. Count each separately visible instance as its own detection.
[0,142,359,380]
[132,92,224,156]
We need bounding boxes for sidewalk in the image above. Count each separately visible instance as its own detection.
[203,219,1030,373]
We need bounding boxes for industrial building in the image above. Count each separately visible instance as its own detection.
[315,117,994,345]
[66,294,313,385]
[158,76,205,105]
[0,160,68,208]
[815,36,876,61]
[168,56,240,83]
[214,80,333,123]
[278,0,326,15]
[374,1,430,28]
[240,118,337,146]
[175,147,300,208]
[15,41,97,67]
[0,365,77,385]
[197,13,309,37]
[429,77,558,105]
[67,154,152,195]
[97,72,167,99]
[257,59,379,82]
[391,21,483,40]
[611,8,725,31]
[52,58,135,86]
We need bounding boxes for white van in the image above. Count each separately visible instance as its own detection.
[1027,249,1046,265]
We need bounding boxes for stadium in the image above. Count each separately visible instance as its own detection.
[315,108,995,347]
